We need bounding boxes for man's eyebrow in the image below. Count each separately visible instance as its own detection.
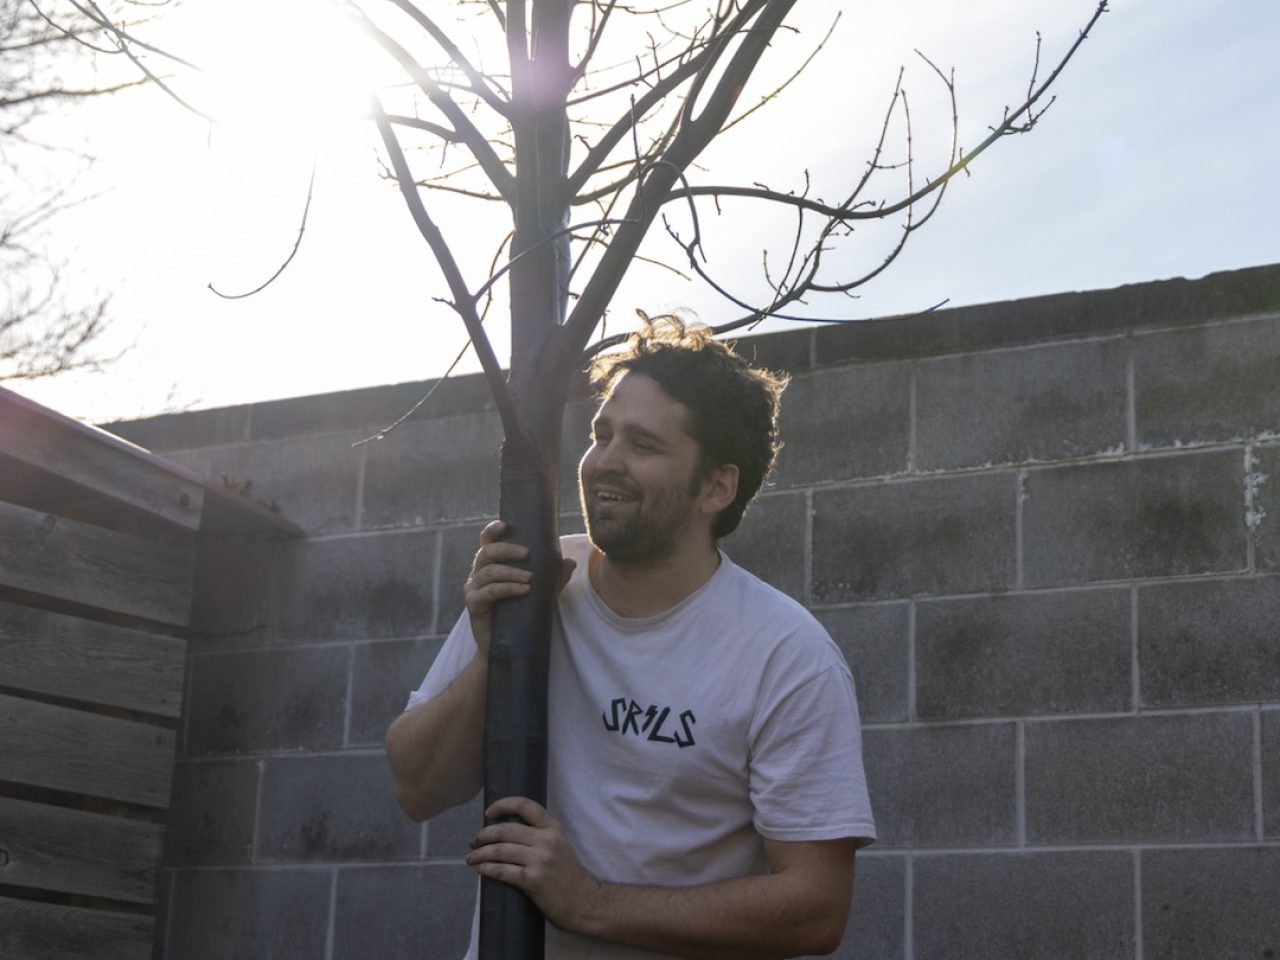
[591,414,668,447]
[621,423,668,446]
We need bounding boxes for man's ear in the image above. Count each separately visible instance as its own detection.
[700,463,739,516]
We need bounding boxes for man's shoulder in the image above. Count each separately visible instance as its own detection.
[720,551,816,622]
[715,553,843,660]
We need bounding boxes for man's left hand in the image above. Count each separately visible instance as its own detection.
[467,796,601,931]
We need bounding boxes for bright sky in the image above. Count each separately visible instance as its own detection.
[12,0,1280,423]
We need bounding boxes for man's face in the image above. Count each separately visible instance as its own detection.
[578,372,709,565]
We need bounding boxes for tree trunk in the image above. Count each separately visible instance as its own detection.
[480,3,575,958]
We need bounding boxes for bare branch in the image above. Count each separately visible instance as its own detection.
[563,0,798,355]
[384,0,511,115]
[371,95,519,437]
[208,165,316,300]
[565,1,768,196]
[351,338,473,446]
[357,9,517,202]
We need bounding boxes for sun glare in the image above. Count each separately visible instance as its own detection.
[171,0,385,148]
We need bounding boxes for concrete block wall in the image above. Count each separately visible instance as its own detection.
[108,264,1280,959]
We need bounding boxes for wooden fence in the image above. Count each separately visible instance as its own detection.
[0,386,298,960]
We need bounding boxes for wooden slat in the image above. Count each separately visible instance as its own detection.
[0,500,195,627]
[0,798,162,904]
[0,694,175,808]
[0,386,204,531]
[0,896,154,960]
[0,601,185,718]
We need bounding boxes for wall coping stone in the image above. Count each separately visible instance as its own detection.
[104,263,1280,451]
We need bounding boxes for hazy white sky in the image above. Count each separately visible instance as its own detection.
[12,0,1280,423]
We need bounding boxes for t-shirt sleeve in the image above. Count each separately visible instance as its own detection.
[404,613,479,713]
[747,661,877,847]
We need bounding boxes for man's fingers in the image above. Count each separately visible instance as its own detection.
[477,519,507,545]
[485,795,553,827]
[465,581,530,611]
[467,838,532,864]
[468,562,533,589]
[473,541,530,570]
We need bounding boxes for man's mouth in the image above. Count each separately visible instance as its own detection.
[594,488,635,504]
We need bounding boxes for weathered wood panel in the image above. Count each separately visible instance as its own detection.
[0,601,185,717]
[0,501,195,626]
[0,694,175,808]
[0,798,162,904]
[0,386,204,531]
[0,896,154,960]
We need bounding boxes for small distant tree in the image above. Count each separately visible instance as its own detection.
[0,0,161,381]
[83,1,1107,956]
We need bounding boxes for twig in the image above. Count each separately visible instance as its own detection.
[208,165,316,300]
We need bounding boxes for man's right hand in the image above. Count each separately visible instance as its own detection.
[465,520,578,656]
[465,520,534,656]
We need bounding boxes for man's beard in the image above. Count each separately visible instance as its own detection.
[579,471,702,566]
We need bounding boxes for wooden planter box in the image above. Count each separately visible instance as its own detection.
[0,387,297,959]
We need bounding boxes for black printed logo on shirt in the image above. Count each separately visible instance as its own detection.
[602,697,697,748]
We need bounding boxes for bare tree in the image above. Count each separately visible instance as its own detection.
[79,1,1107,955]
[0,0,158,381]
[363,5,1105,955]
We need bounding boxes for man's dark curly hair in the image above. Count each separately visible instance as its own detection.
[588,313,789,539]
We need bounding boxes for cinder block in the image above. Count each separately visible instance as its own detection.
[558,399,596,514]
[827,854,905,960]
[189,534,275,650]
[256,753,421,863]
[1139,577,1280,708]
[349,637,445,747]
[428,794,484,860]
[913,852,1134,960]
[774,362,910,486]
[166,758,259,866]
[916,589,1131,720]
[185,647,348,756]
[106,404,251,451]
[1025,713,1255,844]
[1255,445,1280,572]
[812,475,1017,602]
[814,604,910,723]
[248,375,496,440]
[1135,315,1280,447]
[1264,711,1279,840]
[726,491,807,604]
[1142,847,1280,960]
[438,522,488,633]
[862,724,1017,848]
[361,411,502,527]
[272,529,437,642]
[916,338,1128,470]
[1023,452,1247,587]
[813,267,1280,365]
[332,864,475,960]
[183,433,363,534]
[166,868,331,960]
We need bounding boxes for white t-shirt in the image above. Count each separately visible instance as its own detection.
[406,535,876,959]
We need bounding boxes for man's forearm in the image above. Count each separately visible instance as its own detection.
[468,801,855,960]
[573,861,852,960]
[385,652,487,821]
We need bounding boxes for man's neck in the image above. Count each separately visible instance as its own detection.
[589,540,721,620]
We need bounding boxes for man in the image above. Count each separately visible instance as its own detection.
[386,317,876,959]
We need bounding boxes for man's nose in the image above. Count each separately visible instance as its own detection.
[591,437,625,474]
